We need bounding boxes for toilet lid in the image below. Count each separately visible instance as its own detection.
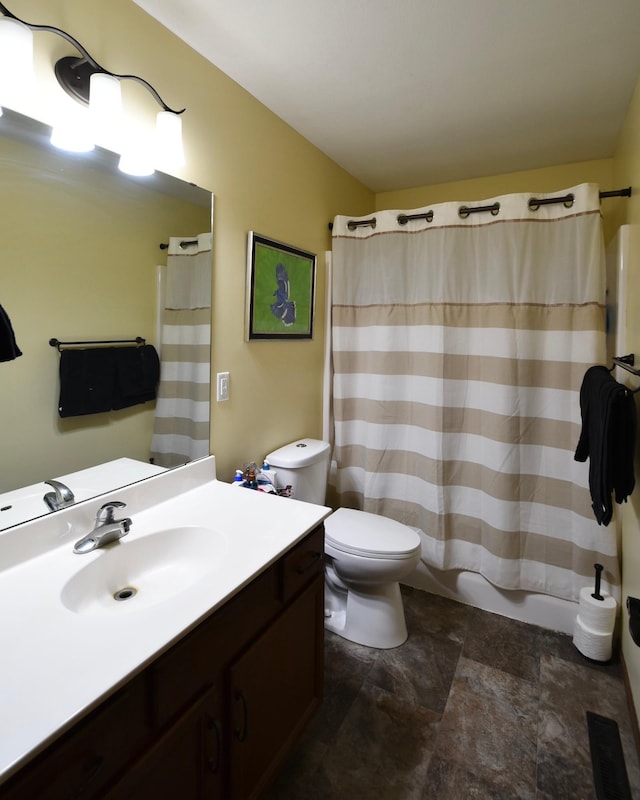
[324,508,421,558]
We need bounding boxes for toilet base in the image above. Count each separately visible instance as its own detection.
[324,576,409,649]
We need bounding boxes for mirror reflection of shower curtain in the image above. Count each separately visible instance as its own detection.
[150,233,212,467]
[330,184,617,603]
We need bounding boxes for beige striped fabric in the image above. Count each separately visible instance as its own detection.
[150,234,212,467]
[330,184,618,602]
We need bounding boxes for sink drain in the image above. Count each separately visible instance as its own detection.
[113,587,137,602]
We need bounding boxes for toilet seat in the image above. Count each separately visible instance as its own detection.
[325,508,421,560]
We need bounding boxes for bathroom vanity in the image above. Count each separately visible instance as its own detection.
[0,457,330,799]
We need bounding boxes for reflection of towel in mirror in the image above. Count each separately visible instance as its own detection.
[58,345,160,417]
[112,345,160,410]
[58,348,116,417]
[0,304,22,362]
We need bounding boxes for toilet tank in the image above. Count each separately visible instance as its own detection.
[264,439,330,504]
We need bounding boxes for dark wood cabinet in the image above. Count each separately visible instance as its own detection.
[229,575,324,799]
[1,676,151,800]
[102,685,223,800]
[1,524,325,800]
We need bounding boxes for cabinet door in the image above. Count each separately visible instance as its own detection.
[150,565,280,730]
[280,525,324,602]
[102,684,223,800]
[228,574,324,800]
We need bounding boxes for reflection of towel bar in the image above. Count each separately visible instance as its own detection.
[49,337,145,352]
[611,354,640,394]
[159,239,198,250]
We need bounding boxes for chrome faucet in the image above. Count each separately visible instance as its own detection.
[43,479,75,512]
[73,501,132,554]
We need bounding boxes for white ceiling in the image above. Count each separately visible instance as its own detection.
[133,0,640,193]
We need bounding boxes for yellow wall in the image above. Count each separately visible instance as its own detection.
[4,0,373,484]
[613,72,640,725]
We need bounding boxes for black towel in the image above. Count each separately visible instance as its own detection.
[58,347,116,417]
[0,304,22,362]
[112,345,160,410]
[575,365,636,525]
[58,345,160,417]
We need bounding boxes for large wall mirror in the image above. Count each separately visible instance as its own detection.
[0,108,213,525]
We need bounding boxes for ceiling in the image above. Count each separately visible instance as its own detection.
[132,0,640,193]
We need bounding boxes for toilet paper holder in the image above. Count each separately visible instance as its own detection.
[626,596,640,647]
[592,563,604,600]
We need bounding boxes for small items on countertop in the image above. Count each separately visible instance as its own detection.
[232,461,291,496]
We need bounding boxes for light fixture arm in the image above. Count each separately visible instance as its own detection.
[0,1,185,114]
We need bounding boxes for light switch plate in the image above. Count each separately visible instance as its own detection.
[216,371,230,402]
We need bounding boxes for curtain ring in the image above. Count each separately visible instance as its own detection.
[347,218,376,231]
[397,210,433,225]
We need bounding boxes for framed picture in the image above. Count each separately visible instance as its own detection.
[245,232,317,340]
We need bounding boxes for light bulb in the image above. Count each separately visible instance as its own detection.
[154,111,185,171]
[90,72,122,148]
[119,123,155,176]
[50,100,94,153]
[0,17,34,111]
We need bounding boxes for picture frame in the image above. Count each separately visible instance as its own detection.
[245,232,317,340]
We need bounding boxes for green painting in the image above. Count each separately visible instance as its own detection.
[246,233,316,340]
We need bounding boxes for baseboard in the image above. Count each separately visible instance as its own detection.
[621,652,640,759]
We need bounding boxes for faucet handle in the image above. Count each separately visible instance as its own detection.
[97,501,127,524]
[43,479,75,512]
[44,479,75,504]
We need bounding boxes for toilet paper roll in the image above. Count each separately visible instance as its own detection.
[573,614,613,662]
[577,586,617,634]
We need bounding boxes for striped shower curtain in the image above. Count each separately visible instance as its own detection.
[330,183,619,602]
[150,233,212,467]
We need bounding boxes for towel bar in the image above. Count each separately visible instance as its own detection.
[49,337,145,351]
[611,354,640,393]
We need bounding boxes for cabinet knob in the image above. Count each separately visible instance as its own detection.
[234,690,248,742]
[205,716,222,774]
[71,754,105,799]
[296,551,322,574]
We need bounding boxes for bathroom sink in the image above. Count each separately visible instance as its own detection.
[61,526,228,615]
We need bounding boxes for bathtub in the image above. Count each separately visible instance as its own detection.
[405,560,578,635]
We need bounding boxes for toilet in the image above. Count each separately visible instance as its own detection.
[264,439,422,649]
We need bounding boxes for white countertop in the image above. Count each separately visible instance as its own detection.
[0,456,331,785]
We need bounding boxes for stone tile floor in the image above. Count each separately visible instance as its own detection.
[264,587,640,799]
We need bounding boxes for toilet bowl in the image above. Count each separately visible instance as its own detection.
[324,508,421,648]
[264,439,423,649]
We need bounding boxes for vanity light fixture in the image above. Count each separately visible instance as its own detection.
[0,2,185,175]
[0,14,34,114]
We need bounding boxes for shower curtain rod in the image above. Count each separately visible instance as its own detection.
[328,186,632,231]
